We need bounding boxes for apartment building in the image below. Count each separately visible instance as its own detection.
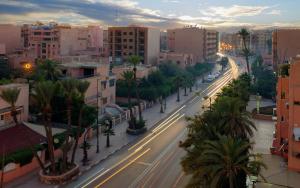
[273,56,300,171]
[272,29,300,71]
[159,52,194,68]
[167,27,218,63]
[108,26,160,65]
[0,83,29,130]
[60,58,116,113]
[0,24,22,54]
[250,30,272,56]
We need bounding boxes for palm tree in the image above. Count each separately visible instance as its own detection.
[212,96,256,139]
[238,28,251,74]
[174,75,183,102]
[32,81,58,174]
[122,71,135,118]
[35,59,62,81]
[0,87,20,125]
[60,78,78,171]
[71,80,90,164]
[195,136,266,188]
[128,55,143,122]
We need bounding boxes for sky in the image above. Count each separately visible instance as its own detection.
[0,0,299,31]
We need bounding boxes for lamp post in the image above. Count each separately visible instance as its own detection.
[96,78,100,153]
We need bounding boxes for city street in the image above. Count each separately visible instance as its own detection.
[66,60,238,188]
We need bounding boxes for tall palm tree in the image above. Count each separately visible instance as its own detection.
[60,78,78,171]
[32,81,58,174]
[195,136,266,188]
[35,60,62,81]
[238,28,251,74]
[0,87,20,125]
[71,80,90,164]
[128,55,143,121]
[212,96,256,139]
[174,75,183,102]
[122,71,135,118]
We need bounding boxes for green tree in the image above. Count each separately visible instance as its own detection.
[122,71,135,119]
[238,28,251,74]
[34,59,62,81]
[60,78,78,171]
[71,80,90,164]
[32,81,59,174]
[102,120,115,147]
[186,136,265,188]
[174,75,183,102]
[212,96,256,138]
[0,87,20,125]
[128,55,144,123]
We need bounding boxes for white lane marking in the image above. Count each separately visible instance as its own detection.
[79,168,110,188]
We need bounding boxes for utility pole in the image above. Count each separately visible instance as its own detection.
[96,79,100,153]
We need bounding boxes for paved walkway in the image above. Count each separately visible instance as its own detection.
[5,66,223,188]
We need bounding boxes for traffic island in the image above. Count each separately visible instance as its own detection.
[39,164,80,185]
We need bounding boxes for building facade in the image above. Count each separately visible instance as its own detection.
[272,29,300,71]
[0,24,22,54]
[167,27,218,63]
[250,30,272,56]
[108,26,160,65]
[60,59,116,113]
[273,56,300,171]
[159,52,194,68]
[0,83,29,130]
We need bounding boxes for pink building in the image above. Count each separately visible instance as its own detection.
[272,56,300,171]
[0,24,22,54]
[272,29,300,71]
[60,59,116,113]
[7,48,35,69]
[0,83,29,129]
[167,27,218,63]
[159,52,194,68]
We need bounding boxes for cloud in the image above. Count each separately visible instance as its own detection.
[267,9,281,15]
[201,5,269,18]
[162,0,180,3]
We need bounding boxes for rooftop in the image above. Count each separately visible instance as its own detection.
[0,124,46,156]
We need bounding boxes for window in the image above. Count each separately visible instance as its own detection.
[109,79,115,87]
[129,39,133,42]
[0,115,3,121]
[129,46,133,49]
[123,32,127,35]
[102,97,108,105]
[129,32,133,35]
[281,92,286,99]
[294,101,300,105]
[123,39,127,42]
[281,116,284,122]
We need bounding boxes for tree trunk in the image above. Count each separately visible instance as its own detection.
[44,111,56,174]
[106,134,110,147]
[71,106,83,164]
[184,87,187,96]
[160,99,164,113]
[190,86,192,92]
[62,98,72,171]
[177,87,180,102]
[11,105,18,125]
[133,68,143,121]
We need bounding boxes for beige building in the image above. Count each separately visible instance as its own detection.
[108,26,160,65]
[250,30,272,56]
[0,83,29,130]
[272,29,300,70]
[167,27,218,63]
[59,58,116,113]
[159,52,194,68]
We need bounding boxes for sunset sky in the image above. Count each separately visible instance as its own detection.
[0,0,299,30]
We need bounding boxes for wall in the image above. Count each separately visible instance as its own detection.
[146,28,160,65]
[0,24,21,54]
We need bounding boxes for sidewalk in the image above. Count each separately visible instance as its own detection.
[5,75,213,188]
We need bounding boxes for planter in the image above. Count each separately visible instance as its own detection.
[126,127,147,135]
[39,164,80,185]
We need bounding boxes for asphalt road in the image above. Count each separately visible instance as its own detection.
[67,59,238,188]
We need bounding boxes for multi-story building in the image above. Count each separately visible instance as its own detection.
[250,30,272,56]
[167,27,218,63]
[0,24,22,54]
[272,29,300,71]
[108,25,160,65]
[0,83,29,129]
[272,56,300,171]
[160,31,168,51]
[60,58,116,113]
[159,52,194,68]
